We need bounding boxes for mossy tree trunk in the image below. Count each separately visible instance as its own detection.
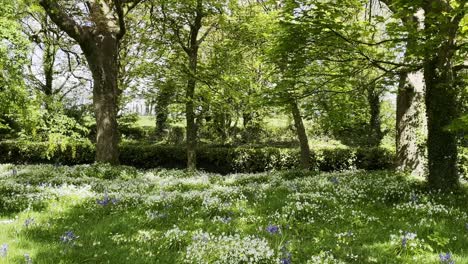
[422,0,463,189]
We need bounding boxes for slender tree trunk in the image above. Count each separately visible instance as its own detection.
[155,84,172,138]
[290,99,311,169]
[186,51,198,170]
[367,87,383,147]
[396,71,426,175]
[83,33,120,165]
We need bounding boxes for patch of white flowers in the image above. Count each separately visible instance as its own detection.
[185,230,276,263]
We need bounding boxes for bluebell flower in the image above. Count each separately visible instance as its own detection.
[24,218,34,228]
[281,256,292,264]
[60,231,78,244]
[24,253,32,264]
[221,216,232,224]
[439,252,454,264]
[401,231,416,248]
[266,224,280,234]
[1,244,7,258]
[96,193,119,206]
[280,248,292,264]
[329,177,339,185]
[12,168,17,176]
[401,236,407,248]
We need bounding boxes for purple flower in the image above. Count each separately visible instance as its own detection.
[439,252,454,264]
[96,193,118,206]
[60,231,78,244]
[24,218,34,228]
[401,236,407,248]
[24,253,32,264]
[266,224,280,234]
[329,177,339,184]
[281,257,292,264]
[280,250,292,264]
[221,216,232,224]
[1,244,7,258]
[401,231,416,248]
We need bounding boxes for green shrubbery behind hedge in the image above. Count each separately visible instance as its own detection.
[0,140,396,173]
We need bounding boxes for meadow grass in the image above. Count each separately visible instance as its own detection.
[0,164,467,263]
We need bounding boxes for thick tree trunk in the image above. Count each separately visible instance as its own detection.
[423,1,460,189]
[186,51,198,171]
[396,71,426,175]
[290,99,311,169]
[424,60,458,189]
[83,34,120,165]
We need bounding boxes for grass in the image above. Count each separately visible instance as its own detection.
[1,164,467,263]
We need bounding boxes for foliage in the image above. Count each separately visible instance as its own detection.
[0,0,34,138]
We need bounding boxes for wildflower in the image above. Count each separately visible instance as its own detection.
[410,193,418,202]
[96,192,118,206]
[1,244,7,258]
[329,177,339,185]
[266,224,280,234]
[221,216,232,224]
[24,253,32,264]
[439,252,455,264]
[401,236,407,248]
[401,231,416,248]
[280,246,292,264]
[24,218,34,228]
[12,168,17,176]
[60,231,78,244]
[281,256,292,264]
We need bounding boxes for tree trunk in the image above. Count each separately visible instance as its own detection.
[186,51,198,171]
[155,84,172,138]
[396,71,426,175]
[367,87,383,147]
[424,60,458,189]
[423,1,460,189]
[290,99,311,169]
[83,34,120,165]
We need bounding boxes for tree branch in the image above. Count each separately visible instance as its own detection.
[39,0,88,44]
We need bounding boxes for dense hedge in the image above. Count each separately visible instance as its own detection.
[0,140,396,173]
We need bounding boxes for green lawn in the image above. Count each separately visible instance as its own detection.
[0,164,467,263]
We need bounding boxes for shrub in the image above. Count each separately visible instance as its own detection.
[0,141,395,174]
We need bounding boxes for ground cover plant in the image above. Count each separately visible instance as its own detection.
[1,164,467,263]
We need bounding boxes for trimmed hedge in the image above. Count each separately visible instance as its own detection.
[0,140,395,173]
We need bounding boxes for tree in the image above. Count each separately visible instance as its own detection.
[39,0,142,164]
[0,0,32,138]
[152,0,224,170]
[382,0,467,189]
